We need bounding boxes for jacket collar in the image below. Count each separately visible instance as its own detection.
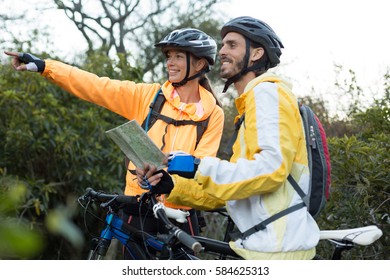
[161,81,216,121]
[234,72,292,115]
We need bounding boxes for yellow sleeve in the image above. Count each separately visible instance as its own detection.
[166,174,225,210]
[182,82,303,202]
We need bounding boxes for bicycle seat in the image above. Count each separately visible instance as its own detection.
[320,225,383,246]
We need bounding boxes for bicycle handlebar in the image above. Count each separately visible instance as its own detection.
[84,187,139,205]
[81,188,202,253]
[150,196,202,253]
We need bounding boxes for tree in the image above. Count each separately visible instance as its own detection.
[315,70,390,260]
[53,0,227,81]
[54,0,174,54]
[1,0,228,81]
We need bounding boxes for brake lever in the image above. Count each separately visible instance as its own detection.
[100,195,118,208]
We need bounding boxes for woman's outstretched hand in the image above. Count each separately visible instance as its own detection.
[4,51,45,72]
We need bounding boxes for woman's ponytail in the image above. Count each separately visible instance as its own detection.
[199,76,222,107]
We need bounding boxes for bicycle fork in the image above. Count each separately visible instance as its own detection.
[88,237,111,260]
[89,212,164,260]
[88,213,127,259]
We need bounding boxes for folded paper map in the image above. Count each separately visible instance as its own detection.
[105,120,167,170]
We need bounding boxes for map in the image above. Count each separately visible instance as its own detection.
[105,120,167,170]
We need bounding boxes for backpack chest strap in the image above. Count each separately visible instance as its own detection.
[230,176,308,240]
[151,111,203,127]
[236,201,306,240]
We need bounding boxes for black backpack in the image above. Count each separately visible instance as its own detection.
[224,103,331,240]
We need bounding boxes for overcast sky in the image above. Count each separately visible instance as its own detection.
[217,0,390,99]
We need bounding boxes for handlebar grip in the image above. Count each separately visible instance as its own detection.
[115,195,139,205]
[83,188,138,205]
[173,228,203,253]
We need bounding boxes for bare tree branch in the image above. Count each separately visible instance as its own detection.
[1,0,227,80]
[53,0,225,52]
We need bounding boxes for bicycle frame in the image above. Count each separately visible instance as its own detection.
[88,210,166,260]
[81,189,231,260]
[88,210,240,260]
[80,188,382,260]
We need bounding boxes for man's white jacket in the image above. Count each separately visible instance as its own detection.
[167,73,320,259]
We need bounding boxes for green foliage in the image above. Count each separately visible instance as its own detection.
[315,87,389,259]
[0,50,143,259]
[352,89,390,140]
[0,171,43,258]
[81,49,143,81]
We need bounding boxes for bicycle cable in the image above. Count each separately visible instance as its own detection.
[77,196,103,239]
[137,195,158,259]
[78,192,142,250]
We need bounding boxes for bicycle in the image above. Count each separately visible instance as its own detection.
[77,188,383,260]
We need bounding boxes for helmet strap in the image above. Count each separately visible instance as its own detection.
[172,53,210,87]
[222,38,267,93]
[222,38,250,93]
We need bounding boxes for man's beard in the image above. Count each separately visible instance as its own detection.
[220,58,245,79]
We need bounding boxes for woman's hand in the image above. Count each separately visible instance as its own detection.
[136,164,161,189]
[136,164,174,194]
[4,51,45,72]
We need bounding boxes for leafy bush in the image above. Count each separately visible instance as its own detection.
[316,89,389,259]
[0,171,43,258]
[0,51,141,259]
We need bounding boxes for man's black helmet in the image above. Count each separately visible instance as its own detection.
[155,28,217,65]
[221,16,284,68]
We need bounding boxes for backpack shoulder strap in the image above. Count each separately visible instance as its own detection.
[141,88,209,149]
[195,117,210,147]
[141,88,164,132]
[222,113,245,159]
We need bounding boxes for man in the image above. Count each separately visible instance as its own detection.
[138,16,320,260]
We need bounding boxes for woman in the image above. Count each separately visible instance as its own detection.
[5,28,224,258]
